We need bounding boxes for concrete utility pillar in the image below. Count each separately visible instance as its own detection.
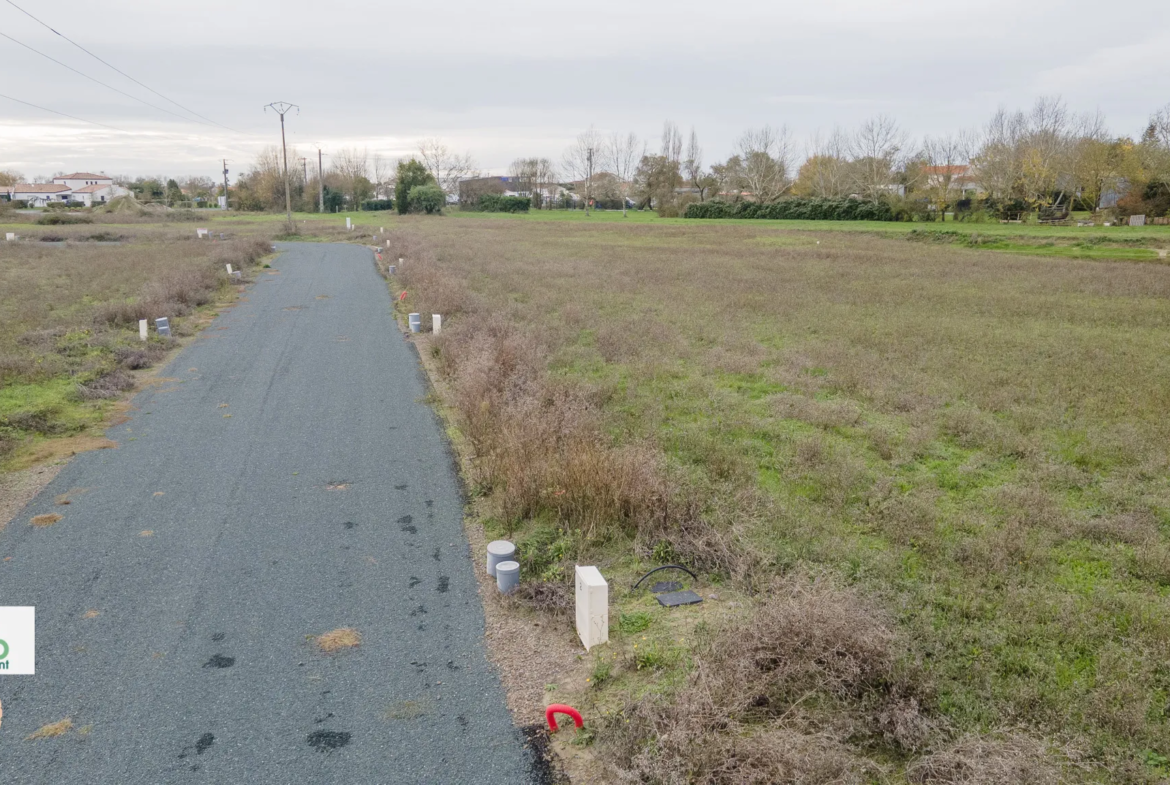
[575,566,608,650]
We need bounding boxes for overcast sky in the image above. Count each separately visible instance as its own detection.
[2,0,1168,180]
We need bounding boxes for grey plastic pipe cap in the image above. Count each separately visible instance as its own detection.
[486,540,516,577]
[496,560,520,594]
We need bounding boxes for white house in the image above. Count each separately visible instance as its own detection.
[70,183,122,206]
[7,183,72,207]
[6,171,128,206]
[53,172,113,190]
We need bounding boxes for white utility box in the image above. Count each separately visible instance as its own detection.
[575,565,609,650]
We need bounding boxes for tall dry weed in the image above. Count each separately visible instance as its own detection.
[606,575,917,783]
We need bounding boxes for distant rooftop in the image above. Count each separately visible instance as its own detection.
[54,172,111,181]
[11,183,71,193]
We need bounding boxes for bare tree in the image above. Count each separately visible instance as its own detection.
[683,128,715,201]
[849,115,907,201]
[606,131,642,216]
[417,138,479,195]
[735,125,793,203]
[1143,103,1170,189]
[563,126,602,214]
[508,158,537,195]
[661,121,683,168]
[372,153,393,199]
[920,133,969,220]
[797,128,851,198]
[534,157,558,209]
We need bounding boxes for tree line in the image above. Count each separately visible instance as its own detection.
[553,98,1170,220]
[230,138,478,214]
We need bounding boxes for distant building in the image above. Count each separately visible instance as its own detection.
[457,176,566,208]
[920,164,978,196]
[5,171,128,207]
[6,183,72,207]
[53,172,114,190]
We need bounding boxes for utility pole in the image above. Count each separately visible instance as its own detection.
[263,101,299,231]
[221,159,230,210]
[585,147,594,216]
[317,147,325,213]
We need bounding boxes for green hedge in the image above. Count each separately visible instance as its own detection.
[472,194,530,213]
[685,198,895,221]
[361,198,394,211]
[408,184,446,215]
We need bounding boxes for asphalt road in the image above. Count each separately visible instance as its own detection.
[0,243,540,783]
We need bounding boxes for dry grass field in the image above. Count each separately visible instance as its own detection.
[0,217,272,466]
[384,215,1170,783]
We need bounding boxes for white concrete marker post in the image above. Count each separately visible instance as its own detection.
[226,264,233,275]
[5,233,14,242]
[385,240,390,248]
[575,566,609,650]
[432,314,442,334]
[138,319,148,341]
[345,217,351,229]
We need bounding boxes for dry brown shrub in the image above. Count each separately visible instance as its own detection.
[712,577,896,710]
[1077,509,1159,546]
[865,479,940,549]
[506,580,573,617]
[615,719,878,785]
[994,484,1070,533]
[1085,643,1154,739]
[774,393,862,430]
[906,732,1065,785]
[433,310,679,540]
[607,577,905,783]
[75,369,135,400]
[1131,542,1170,585]
[791,435,867,509]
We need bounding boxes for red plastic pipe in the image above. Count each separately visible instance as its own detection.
[545,704,584,733]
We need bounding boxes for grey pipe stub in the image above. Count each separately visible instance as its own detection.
[486,540,516,577]
[495,560,520,594]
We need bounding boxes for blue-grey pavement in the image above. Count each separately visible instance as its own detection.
[0,243,539,783]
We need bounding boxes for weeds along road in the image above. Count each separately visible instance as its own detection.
[0,243,539,783]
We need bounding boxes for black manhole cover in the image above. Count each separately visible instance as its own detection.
[656,590,703,608]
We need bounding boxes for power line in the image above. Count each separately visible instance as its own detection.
[0,30,214,127]
[3,0,238,132]
[0,91,124,131]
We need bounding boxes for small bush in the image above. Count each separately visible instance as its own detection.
[685,197,895,221]
[605,576,907,783]
[474,194,530,213]
[408,184,446,215]
[361,198,393,211]
[36,213,93,225]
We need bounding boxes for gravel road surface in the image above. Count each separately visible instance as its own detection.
[0,243,540,783]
